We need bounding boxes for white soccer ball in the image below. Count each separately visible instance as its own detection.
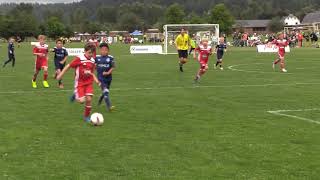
[90,113,104,126]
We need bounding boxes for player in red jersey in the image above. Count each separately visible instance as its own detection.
[32,35,50,88]
[272,34,290,73]
[57,43,101,122]
[193,39,213,82]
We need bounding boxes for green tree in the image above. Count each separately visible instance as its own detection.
[46,17,66,39]
[208,3,234,34]
[188,12,205,24]
[117,12,143,31]
[268,17,284,32]
[165,3,185,24]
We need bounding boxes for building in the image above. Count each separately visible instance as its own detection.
[284,14,301,26]
[302,11,320,24]
[233,20,271,34]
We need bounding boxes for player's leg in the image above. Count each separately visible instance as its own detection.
[11,55,15,67]
[42,64,50,88]
[32,61,41,88]
[273,54,281,70]
[57,63,65,88]
[178,50,188,72]
[84,85,94,122]
[2,55,12,68]
[280,57,287,72]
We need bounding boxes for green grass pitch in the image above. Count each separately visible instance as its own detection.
[0,42,319,179]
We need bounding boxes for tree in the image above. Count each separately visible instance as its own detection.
[268,17,284,32]
[165,3,185,24]
[117,12,143,31]
[188,12,205,24]
[208,3,234,34]
[46,17,66,39]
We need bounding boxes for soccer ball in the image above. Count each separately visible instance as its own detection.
[90,113,104,126]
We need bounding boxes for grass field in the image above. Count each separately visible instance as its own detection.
[0,42,320,180]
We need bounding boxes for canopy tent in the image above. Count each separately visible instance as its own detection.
[130,30,143,36]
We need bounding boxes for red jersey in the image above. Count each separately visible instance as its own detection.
[196,45,212,64]
[274,39,289,57]
[33,43,49,60]
[70,54,96,87]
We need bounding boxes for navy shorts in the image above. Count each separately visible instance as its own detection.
[178,50,188,58]
[217,53,224,60]
[100,78,112,90]
[54,60,65,70]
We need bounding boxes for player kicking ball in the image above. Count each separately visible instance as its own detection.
[57,43,100,122]
[272,34,289,73]
[193,39,212,82]
[51,39,68,88]
[32,35,50,88]
[214,37,227,70]
[95,43,115,112]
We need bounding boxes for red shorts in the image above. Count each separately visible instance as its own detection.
[35,58,48,70]
[278,51,285,59]
[200,61,208,69]
[75,84,94,100]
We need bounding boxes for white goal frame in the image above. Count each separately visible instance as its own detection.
[163,24,220,55]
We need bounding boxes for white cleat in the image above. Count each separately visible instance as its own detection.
[272,63,275,70]
[220,67,224,70]
[281,68,287,73]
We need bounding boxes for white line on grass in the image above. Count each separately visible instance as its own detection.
[0,82,320,94]
[268,109,320,125]
[228,63,293,74]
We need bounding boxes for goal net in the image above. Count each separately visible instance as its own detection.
[163,24,219,55]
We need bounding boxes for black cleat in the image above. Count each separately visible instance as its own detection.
[98,95,104,106]
[179,66,184,72]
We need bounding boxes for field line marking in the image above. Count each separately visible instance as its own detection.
[268,109,320,125]
[228,63,293,74]
[0,82,320,94]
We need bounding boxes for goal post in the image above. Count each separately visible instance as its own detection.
[163,24,220,55]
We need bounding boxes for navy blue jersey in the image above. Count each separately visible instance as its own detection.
[216,43,227,54]
[95,55,115,80]
[8,42,14,55]
[53,47,68,62]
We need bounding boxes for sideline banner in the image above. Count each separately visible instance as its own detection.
[66,48,84,56]
[257,44,290,53]
[130,45,163,54]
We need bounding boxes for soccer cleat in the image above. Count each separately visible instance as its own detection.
[194,75,200,83]
[70,94,76,103]
[43,81,50,88]
[281,68,287,73]
[58,83,64,89]
[84,116,91,123]
[220,67,224,70]
[32,80,37,88]
[109,106,116,112]
[179,66,184,72]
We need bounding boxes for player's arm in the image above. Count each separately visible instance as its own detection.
[174,36,179,50]
[193,47,198,59]
[224,45,227,53]
[103,61,115,76]
[60,51,69,64]
[92,73,101,86]
[56,64,70,80]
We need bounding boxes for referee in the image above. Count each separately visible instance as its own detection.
[175,28,191,72]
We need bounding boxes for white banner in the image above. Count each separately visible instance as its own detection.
[66,48,84,56]
[31,42,39,46]
[257,44,290,53]
[130,45,162,54]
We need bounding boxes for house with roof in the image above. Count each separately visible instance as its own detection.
[232,20,271,34]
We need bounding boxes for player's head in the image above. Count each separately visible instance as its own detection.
[219,37,224,44]
[9,37,15,43]
[180,28,186,35]
[278,33,284,40]
[84,43,96,58]
[99,43,109,56]
[56,39,63,48]
[38,35,46,44]
[201,39,209,46]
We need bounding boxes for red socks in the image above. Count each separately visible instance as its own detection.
[84,106,92,117]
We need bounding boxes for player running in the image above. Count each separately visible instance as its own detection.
[51,39,68,88]
[32,35,50,88]
[193,39,213,82]
[214,37,227,70]
[272,34,289,73]
[175,28,191,72]
[95,43,116,112]
[57,43,100,122]
[2,37,15,68]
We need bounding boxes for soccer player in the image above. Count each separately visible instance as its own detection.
[56,43,100,122]
[32,35,50,88]
[193,39,212,82]
[2,37,15,68]
[272,34,290,73]
[215,37,227,70]
[95,43,115,112]
[189,34,196,55]
[175,28,190,72]
[51,39,68,88]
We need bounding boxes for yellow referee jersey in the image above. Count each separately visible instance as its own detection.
[175,34,190,50]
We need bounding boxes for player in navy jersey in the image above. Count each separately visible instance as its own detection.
[215,37,227,70]
[95,43,115,112]
[2,38,15,68]
[51,39,68,88]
